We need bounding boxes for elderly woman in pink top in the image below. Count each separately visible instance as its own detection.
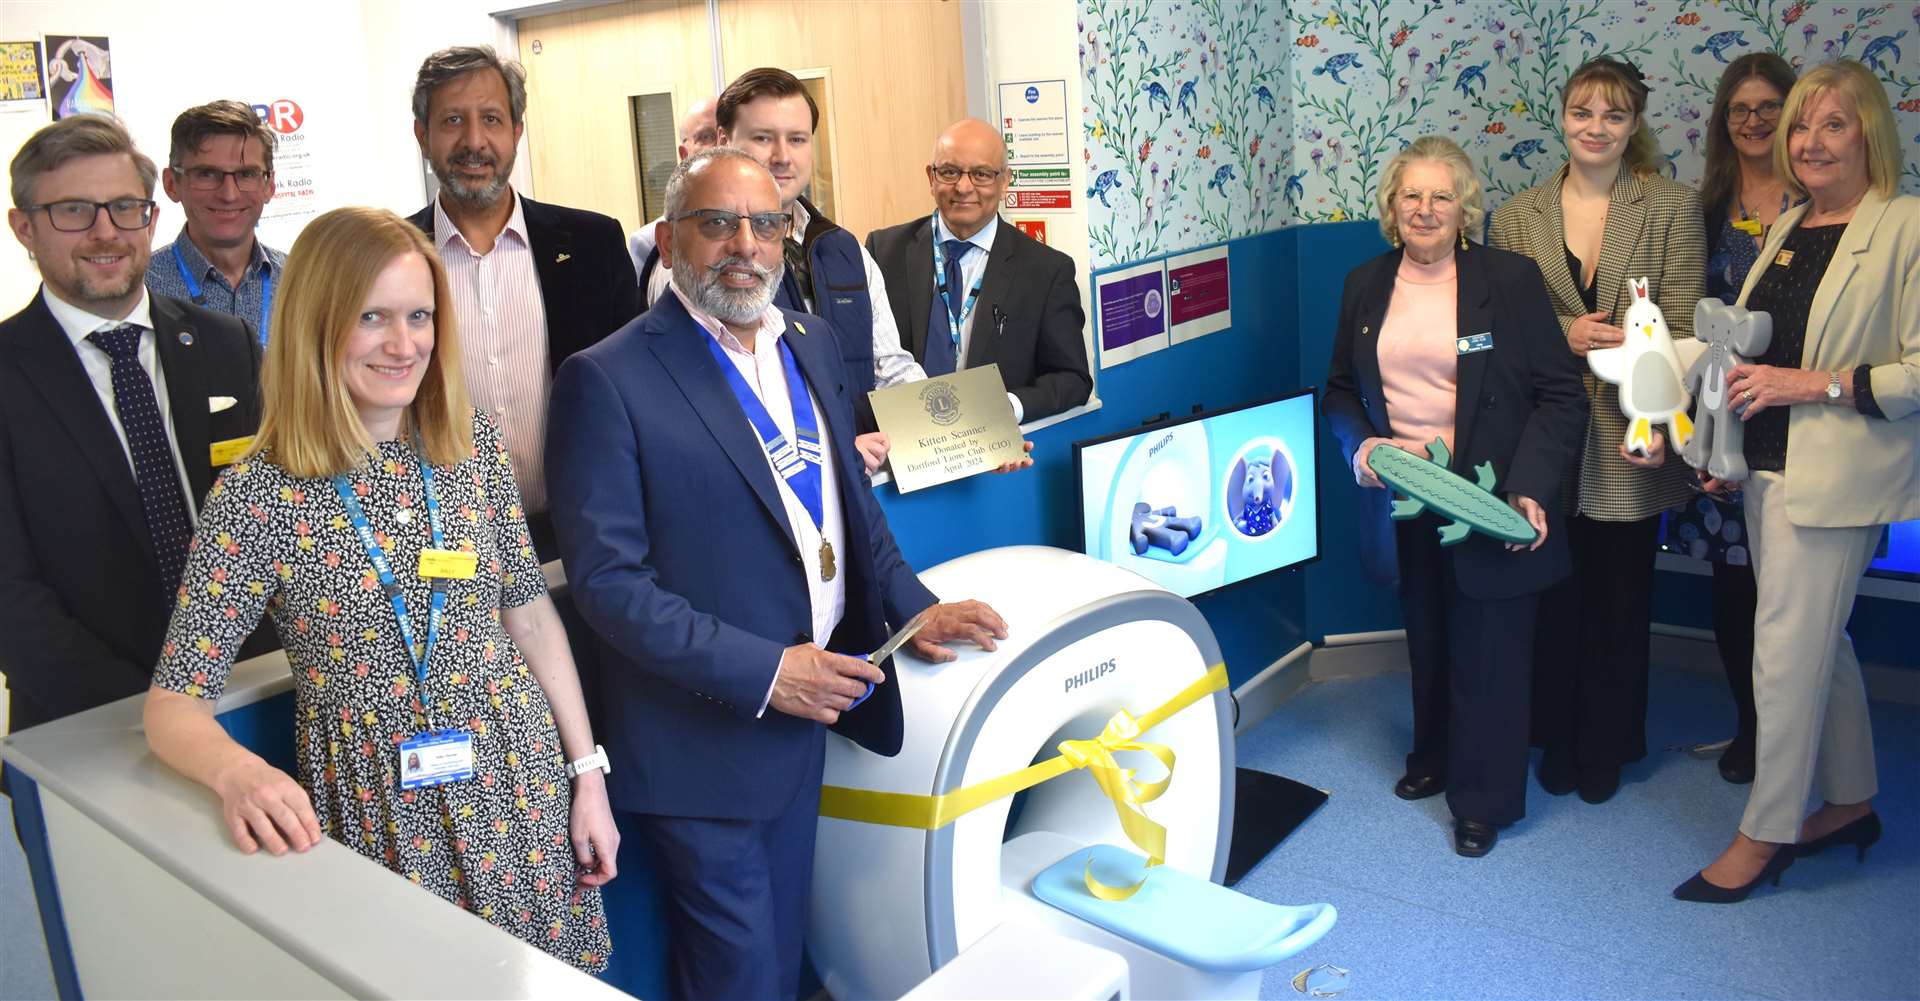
[1324,136,1588,858]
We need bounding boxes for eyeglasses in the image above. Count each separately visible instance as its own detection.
[172,165,272,192]
[1729,100,1783,123]
[1397,189,1457,208]
[27,198,157,232]
[931,165,1007,186]
[668,208,791,242]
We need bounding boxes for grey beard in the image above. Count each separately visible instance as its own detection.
[671,248,782,327]
[432,156,512,211]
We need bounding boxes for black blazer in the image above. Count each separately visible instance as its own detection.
[866,214,1093,422]
[0,292,263,736]
[407,193,642,370]
[1323,243,1588,600]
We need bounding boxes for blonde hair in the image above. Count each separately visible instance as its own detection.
[1563,59,1663,180]
[1776,60,1904,199]
[1376,135,1486,244]
[252,207,471,478]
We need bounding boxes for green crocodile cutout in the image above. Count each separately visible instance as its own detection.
[1367,438,1538,546]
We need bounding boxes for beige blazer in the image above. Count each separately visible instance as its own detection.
[1489,165,1707,521]
[1734,190,1920,528]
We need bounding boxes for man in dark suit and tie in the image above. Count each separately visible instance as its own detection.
[866,118,1093,424]
[546,147,1008,1001]
[1,116,262,784]
[404,45,641,558]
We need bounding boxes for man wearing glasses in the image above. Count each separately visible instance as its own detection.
[868,118,1093,424]
[0,115,262,794]
[546,146,1006,1001]
[145,101,285,347]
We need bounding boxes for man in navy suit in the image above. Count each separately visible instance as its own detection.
[545,147,1008,1001]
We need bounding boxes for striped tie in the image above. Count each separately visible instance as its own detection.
[88,324,194,601]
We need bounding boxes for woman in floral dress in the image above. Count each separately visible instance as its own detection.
[144,207,614,971]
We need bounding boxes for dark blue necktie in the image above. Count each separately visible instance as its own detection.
[924,239,970,376]
[88,325,194,600]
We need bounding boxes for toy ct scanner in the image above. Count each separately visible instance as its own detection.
[811,547,1334,999]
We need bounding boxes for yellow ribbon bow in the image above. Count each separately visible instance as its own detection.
[1056,708,1177,899]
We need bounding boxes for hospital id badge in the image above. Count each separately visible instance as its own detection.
[417,548,478,580]
[398,730,475,789]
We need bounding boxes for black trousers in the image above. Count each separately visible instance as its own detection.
[1531,514,1660,767]
[1397,517,1538,826]
[1712,559,1758,745]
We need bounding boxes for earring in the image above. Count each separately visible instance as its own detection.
[1460,231,1469,250]
[1390,231,1402,248]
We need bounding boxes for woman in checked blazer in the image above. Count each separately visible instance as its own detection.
[1488,58,1707,806]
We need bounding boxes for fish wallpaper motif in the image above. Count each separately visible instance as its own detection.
[1079,0,1920,270]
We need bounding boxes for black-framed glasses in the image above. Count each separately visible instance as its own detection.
[931,165,1007,186]
[173,165,272,192]
[1729,100,1783,123]
[28,198,157,232]
[669,208,791,242]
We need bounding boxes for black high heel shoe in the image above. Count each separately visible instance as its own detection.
[1672,847,1793,904]
[1797,812,1881,861]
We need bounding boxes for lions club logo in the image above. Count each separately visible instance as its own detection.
[920,381,962,426]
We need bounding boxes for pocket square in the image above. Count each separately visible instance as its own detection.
[209,395,238,413]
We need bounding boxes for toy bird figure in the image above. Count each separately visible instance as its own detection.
[1589,277,1694,457]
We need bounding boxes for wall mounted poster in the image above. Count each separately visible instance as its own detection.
[45,36,112,120]
[0,42,45,114]
[1095,260,1169,368]
[1167,245,1231,343]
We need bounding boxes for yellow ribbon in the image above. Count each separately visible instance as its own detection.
[818,662,1229,899]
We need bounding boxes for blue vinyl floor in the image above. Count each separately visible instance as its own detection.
[1240,668,1920,1001]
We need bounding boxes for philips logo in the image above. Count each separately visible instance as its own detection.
[1147,433,1174,457]
[1065,659,1117,693]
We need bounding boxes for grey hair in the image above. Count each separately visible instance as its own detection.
[1375,135,1486,244]
[10,114,157,209]
[411,45,528,128]
[662,146,772,220]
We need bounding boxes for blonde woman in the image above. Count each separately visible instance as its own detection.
[1488,58,1707,806]
[1678,61,1918,903]
[143,207,616,969]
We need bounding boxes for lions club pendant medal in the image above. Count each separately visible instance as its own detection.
[820,539,836,582]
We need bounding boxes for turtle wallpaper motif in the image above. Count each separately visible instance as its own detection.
[1080,0,1920,270]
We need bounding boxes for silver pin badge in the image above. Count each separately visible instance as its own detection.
[178,331,194,346]
[396,509,414,525]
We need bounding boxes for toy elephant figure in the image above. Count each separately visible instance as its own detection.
[1681,299,1772,481]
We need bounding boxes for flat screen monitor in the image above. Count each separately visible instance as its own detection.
[1074,389,1319,599]
[1869,520,1919,582]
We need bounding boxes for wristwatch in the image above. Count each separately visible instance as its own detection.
[565,744,612,778]
[1827,371,1843,402]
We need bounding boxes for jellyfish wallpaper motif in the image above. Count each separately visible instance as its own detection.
[47,36,113,121]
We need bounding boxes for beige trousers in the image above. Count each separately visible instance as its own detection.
[1739,471,1881,844]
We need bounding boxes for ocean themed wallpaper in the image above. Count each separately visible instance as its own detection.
[1079,0,1920,270]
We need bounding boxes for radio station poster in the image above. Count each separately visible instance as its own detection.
[0,42,45,114]
[251,97,323,237]
[45,36,111,120]
[1095,260,1169,368]
[1167,245,1231,343]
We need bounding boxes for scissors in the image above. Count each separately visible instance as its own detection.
[848,609,931,711]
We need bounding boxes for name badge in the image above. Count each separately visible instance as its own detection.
[1732,218,1764,237]
[417,548,478,580]
[1774,249,1795,268]
[209,436,254,466]
[399,730,475,789]
[1456,332,1494,355]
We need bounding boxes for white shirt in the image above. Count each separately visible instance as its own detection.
[628,216,675,307]
[931,212,1023,422]
[786,200,925,389]
[670,283,847,717]
[434,192,555,513]
[44,286,198,517]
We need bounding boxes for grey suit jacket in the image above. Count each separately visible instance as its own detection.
[1489,165,1707,521]
[1733,190,1920,528]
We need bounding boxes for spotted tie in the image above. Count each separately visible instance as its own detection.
[87,324,193,600]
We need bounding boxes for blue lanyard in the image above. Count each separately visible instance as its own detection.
[932,216,985,347]
[703,333,826,532]
[331,458,447,706]
[173,244,273,348]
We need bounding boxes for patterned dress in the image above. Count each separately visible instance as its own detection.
[153,411,610,972]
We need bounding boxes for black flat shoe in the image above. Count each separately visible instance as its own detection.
[1718,738,1755,785]
[1453,819,1497,858]
[1577,763,1620,804]
[1672,848,1793,903]
[1394,772,1446,801]
[1798,812,1881,861]
[1537,751,1577,796]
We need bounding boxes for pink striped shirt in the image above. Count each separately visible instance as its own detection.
[434,193,553,513]
[1377,253,1459,455]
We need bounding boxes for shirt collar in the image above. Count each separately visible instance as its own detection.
[669,283,788,356]
[432,188,528,255]
[933,211,998,253]
[44,285,156,349]
[167,232,279,284]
